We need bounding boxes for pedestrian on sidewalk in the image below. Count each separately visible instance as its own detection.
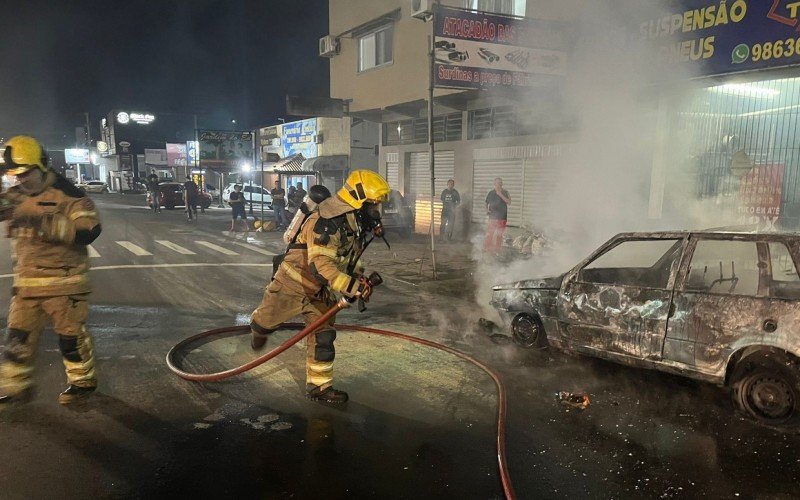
[440,179,460,242]
[228,184,249,233]
[271,179,288,230]
[183,176,199,221]
[484,177,510,253]
[146,171,161,213]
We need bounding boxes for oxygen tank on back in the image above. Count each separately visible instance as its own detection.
[282,185,332,244]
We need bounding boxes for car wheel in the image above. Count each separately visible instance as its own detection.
[732,363,799,425]
[102,188,109,193]
[511,314,545,349]
[201,201,210,209]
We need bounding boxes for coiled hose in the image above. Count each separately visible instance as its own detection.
[165,299,516,499]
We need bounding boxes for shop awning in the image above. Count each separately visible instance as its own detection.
[271,154,310,173]
[302,155,349,172]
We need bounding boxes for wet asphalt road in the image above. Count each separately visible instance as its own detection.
[0,194,798,499]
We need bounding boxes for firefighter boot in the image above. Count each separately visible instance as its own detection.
[306,384,348,404]
[0,387,34,406]
[58,384,96,404]
[250,322,275,350]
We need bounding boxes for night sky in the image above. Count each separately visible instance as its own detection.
[0,0,330,148]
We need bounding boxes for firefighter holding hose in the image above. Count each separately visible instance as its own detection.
[250,170,390,404]
[0,136,102,405]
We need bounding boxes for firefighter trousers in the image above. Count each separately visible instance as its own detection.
[250,280,337,391]
[0,294,97,395]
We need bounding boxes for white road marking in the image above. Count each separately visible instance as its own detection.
[87,245,101,258]
[156,240,196,255]
[116,241,153,256]
[230,241,276,256]
[0,263,272,279]
[195,241,239,256]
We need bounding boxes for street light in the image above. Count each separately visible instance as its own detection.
[232,119,237,125]
[242,162,254,215]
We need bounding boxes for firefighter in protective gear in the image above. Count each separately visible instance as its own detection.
[250,170,390,404]
[0,136,103,405]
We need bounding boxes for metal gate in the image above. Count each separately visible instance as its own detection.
[408,151,455,233]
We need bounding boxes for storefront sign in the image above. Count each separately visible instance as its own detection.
[116,111,155,125]
[433,6,567,90]
[737,163,784,231]
[64,148,90,164]
[166,143,187,167]
[640,0,800,76]
[186,141,199,166]
[197,130,253,169]
[281,119,318,158]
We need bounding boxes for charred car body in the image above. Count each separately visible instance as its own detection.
[491,232,800,424]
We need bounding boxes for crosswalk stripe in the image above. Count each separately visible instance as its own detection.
[87,245,101,258]
[195,241,239,256]
[229,241,276,256]
[156,240,196,255]
[116,241,153,256]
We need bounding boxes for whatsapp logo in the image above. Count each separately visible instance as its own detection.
[732,44,750,64]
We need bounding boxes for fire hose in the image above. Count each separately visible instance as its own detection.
[165,276,516,499]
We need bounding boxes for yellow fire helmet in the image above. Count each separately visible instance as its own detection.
[2,135,48,176]
[338,170,391,209]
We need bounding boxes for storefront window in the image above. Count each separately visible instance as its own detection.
[666,77,800,229]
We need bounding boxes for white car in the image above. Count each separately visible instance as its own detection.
[77,180,109,193]
[222,183,272,207]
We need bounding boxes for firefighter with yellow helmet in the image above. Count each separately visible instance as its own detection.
[0,136,102,405]
[250,170,390,404]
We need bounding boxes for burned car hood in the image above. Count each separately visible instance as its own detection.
[493,274,565,291]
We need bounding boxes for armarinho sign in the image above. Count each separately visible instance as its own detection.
[433,6,567,90]
[640,0,800,76]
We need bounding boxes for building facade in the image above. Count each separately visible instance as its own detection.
[328,0,800,235]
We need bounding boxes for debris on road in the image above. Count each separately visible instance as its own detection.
[477,317,497,333]
[556,391,591,410]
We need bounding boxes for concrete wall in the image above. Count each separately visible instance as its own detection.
[317,117,351,157]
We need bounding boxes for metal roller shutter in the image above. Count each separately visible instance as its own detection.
[522,158,558,228]
[386,152,399,193]
[472,157,524,227]
[409,151,455,233]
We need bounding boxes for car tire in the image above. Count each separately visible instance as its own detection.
[102,188,109,194]
[732,361,800,425]
[511,313,545,349]
[201,201,210,209]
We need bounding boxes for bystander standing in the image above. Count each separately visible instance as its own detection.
[484,177,510,253]
[439,179,460,241]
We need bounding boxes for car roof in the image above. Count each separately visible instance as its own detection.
[613,230,799,241]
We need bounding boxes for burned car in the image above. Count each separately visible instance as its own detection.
[491,232,800,424]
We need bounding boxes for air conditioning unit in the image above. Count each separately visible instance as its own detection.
[411,0,434,20]
[314,134,324,145]
[319,36,340,58]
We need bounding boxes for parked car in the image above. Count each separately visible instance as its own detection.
[147,182,212,209]
[381,190,414,237]
[222,183,272,208]
[76,180,109,193]
[491,231,800,425]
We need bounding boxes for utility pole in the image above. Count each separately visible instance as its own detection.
[427,32,438,279]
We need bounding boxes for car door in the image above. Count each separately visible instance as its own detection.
[556,236,685,360]
[664,236,770,374]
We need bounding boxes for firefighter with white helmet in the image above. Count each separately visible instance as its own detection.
[250,170,390,404]
[0,135,102,405]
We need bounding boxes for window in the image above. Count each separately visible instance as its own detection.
[686,240,759,296]
[358,24,393,72]
[383,113,463,146]
[769,242,800,299]
[464,0,526,16]
[580,239,682,288]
